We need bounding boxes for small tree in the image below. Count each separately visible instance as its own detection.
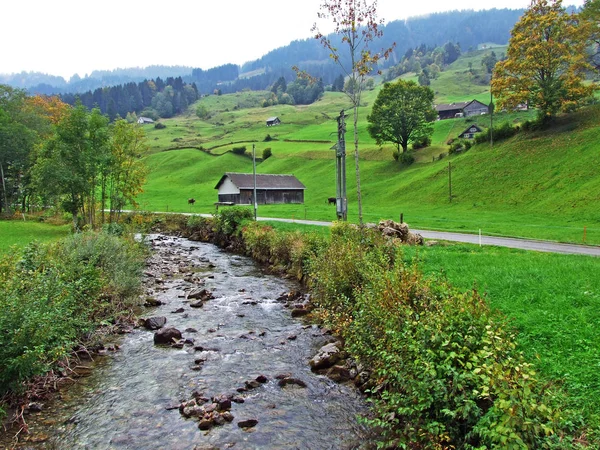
[492,0,595,122]
[312,0,394,225]
[367,80,436,157]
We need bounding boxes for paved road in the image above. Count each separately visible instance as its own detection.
[258,217,600,257]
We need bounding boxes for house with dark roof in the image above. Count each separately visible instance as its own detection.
[266,117,281,126]
[435,100,489,120]
[458,124,484,139]
[137,116,154,124]
[215,173,306,205]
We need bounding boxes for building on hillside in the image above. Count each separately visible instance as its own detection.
[435,100,489,120]
[458,124,484,139]
[215,172,305,205]
[137,116,154,124]
[266,117,281,126]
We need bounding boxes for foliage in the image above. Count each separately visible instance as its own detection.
[580,0,600,74]
[231,145,247,155]
[0,231,145,394]
[212,207,254,237]
[367,79,436,156]
[303,223,561,448]
[154,122,166,129]
[262,147,272,160]
[492,0,596,122]
[474,121,519,144]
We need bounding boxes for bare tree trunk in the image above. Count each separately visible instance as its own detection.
[0,163,11,216]
[353,106,363,226]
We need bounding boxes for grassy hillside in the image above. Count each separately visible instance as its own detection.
[137,49,599,245]
[0,220,70,254]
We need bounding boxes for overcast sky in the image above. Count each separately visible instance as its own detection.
[2,0,585,80]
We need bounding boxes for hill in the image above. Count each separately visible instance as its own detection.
[134,48,599,245]
[3,8,523,96]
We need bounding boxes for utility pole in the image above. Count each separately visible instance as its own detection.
[489,90,494,147]
[252,144,257,220]
[448,161,452,203]
[336,110,348,221]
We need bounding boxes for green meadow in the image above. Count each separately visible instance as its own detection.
[0,220,70,253]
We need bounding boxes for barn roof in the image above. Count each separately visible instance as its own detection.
[435,102,469,112]
[215,173,306,190]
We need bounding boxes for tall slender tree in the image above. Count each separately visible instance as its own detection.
[312,0,394,225]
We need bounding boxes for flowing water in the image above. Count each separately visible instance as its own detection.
[8,235,368,449]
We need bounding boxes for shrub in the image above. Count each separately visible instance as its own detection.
[154,122,166,129]
[231,146,247,155]
[0,232,146,394]
[213,207,253,237]
[264,134,273,142]
[412,135,431,150]
[262,148,272,160]
[399,151,415,165]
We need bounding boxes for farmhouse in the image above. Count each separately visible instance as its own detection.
[458,124,484,139]
[137,116,154,124]
[215,172,305,205]
[435,100,489,120]
[266,117,281,126]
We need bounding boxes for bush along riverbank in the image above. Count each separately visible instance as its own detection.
[177,208,584,449]
[0,231,147,433]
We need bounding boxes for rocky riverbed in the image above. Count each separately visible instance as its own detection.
[6,234,369,449]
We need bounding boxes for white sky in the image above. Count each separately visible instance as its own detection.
[1,0,585,80]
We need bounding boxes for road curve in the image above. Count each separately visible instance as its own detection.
[258,217,600,257]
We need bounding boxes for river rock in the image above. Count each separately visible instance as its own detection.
[213,394,232,411]
[188,288,215,301]
[291,308,311,317]
[144,297,163,307]
[238,418,258,428]
[309,342,344,371]
[189,300,204,308]
[278,377,307,388]
[141,316,167,330]
[326,365,352,382]
[153,327,183,345]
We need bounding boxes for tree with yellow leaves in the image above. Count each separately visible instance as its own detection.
[491,0,596,123]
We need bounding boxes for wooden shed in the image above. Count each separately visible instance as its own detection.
[266,117,281,126]
[215,173,305,205]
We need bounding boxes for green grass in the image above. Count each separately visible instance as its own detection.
[0,220,71,253]
[400,242,600,420]
[134,48,600,246]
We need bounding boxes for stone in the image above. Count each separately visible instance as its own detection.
[198,418,213,430]
[153,327,183,345]
[278,377,307,388]
[291,308,310,317]
[189,300,204,308]
[309,342,344,371]
[141,316,167,330]
[188,288,215,301]
[237,419,258,429]
[144,297,163,307]
[255,375,268,383]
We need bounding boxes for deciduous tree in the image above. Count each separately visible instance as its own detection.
[491,0,595,122]
[367,80,436,157]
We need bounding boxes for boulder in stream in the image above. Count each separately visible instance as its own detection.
[153,327,183,345]
[187,288,215,301]
[309,342,345,371]
[141,316,167,330]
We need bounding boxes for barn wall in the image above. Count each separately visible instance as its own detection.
[218,178,240,195]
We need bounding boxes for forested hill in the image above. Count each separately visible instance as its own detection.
[2,8,525,96]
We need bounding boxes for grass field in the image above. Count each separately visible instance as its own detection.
[399,242,600,418]
[0,220,71,253]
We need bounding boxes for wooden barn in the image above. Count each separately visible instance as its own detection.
[266,116,281,126]
[215,173,306,205]
[435,100,489,120]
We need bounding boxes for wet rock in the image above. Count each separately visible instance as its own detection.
[188,288,215,301]
[244,380,261,390]
[278,377,307,388]
[144,297,163,307]
[231,396,245,404]
[326,365,352,382]
[171,307,185,313]
[291,308,311,317]
[185,327,198,333]
[275,373,292,380]
[189,300,204,308]
[221,411,234,422]
[238,418,258,429]
[287,334,297,341]
[213,395,232,411]
[309,342,345,371]
[153,327,183,345]
[141,316,167,330]
[198,418,214,430]
[255,375,268,383]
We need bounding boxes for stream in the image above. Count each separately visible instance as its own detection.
[8,234,369,449]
